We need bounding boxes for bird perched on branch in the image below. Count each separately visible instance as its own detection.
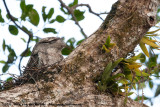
[24,37,66,74]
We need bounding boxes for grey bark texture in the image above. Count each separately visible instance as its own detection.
[0,0,159,106]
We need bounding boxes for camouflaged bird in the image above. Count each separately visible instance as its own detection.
[24,37,66,72]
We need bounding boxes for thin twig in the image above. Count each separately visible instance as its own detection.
[58,0,87,38]
[18,37,31,75]
[3,0,33,75]
[2,0,33,38]
[73,4,108,21]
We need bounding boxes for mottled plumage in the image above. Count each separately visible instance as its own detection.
[25,37,66,70]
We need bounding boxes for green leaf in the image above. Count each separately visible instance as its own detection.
[47,8,54,19]
[76,39,84,46]
[148,62,156,68]
[69,0,78,7]
[134,96,149,101]
[105,35,111,48]
[155,85,160,97]
[20,48,31,57]
[56,15,65,23]
[62,47,73,55]
[20,0,26,12]
[0,9,5,23]
[26,5,34,12]
[109,73,125,81]
[101,62,112,84]
[134,70,149,76]
[21,38,26,43]
[0,60,5,64]
[2,39,6,51]
[128,92,134,96]
[147,29,160,34]
[6,77,13,82]
[60,6,69,15]
[43,28,57,34]
[140,53,146,63]
[42,6,47,22]
[62,38,76,55]
[9,25,18,35]
[66,38,76,49]
[118,79,128,85]
[22,26,32,35]
[6,14,18,21]
[111,58,123,69]
[149,81,153,89]
[2,64,10,73]
[98,81,107,91]
[74,9,85,21]
[30,37,39,42]
[125,53,142,62]
[49,19,55,23]
[20,0,28,20]
[28,9,39,26]
[141,37,159,48]
[6,45,17,63]
[139,82,146,89]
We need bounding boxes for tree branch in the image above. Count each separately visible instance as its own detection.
[18,37,31,75]
[2,0,33,38]
[58,0,88,38]
[73,4,109,21]
[3,0,34,75]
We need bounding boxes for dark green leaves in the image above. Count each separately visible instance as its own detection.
[2,64,10,73]
[62,38,76,55]
[20,0,26,12]
[155,85,160,97]
[43,28,57,34]
[42,6,66,23]
[8,25,18,35]
[56,15,65,23]
[22,26,32,35]
[0,9,4,23]
[69,0,78,7]
[49,19,55,23]
[42,6,54,22]
[2,39,6,51]
[140,53,146,63]
[20,0,39,26]
[42,6,47,22]
[47,8,54,19]
[74,9,85,21]
[0,60,5,64]
[28,9,40,26]
[2,45,17,73]
[20,48,31,57]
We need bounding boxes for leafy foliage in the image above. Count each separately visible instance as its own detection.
[0,0,160,106]
[43,28,57,34]
[73,9,85,21]
[102,35,116,53]
[8,25,18,35]
[0,9,4,23]
[56,15,66,23]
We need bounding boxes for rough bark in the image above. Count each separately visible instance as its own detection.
[0,0,159,106]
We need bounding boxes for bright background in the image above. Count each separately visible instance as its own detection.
[0,0,160,106]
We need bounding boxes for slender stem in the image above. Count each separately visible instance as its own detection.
[58,0,87,38]
[2,0,33,38]
[3,0,33,75]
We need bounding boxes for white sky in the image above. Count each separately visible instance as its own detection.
[0,0,160,106]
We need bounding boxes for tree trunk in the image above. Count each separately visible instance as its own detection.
[0,0,159,106]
